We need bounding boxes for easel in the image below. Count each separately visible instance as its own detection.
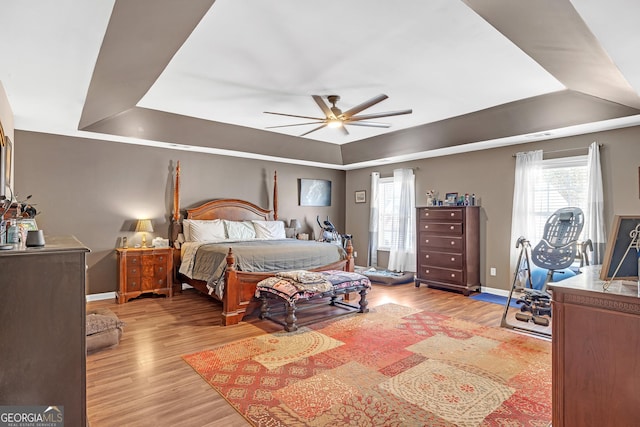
[602,223,640,291]
[500,236,552,339]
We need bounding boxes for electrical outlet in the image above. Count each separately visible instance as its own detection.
[490,267,496,276]
[353,251,358,258]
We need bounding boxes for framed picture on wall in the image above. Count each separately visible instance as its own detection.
[355,190,366,203]
[299,179,331,206]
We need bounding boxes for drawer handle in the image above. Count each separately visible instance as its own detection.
[425,269,430,274]
[131,259,138,264]
[131,268,138,274]
[451,257,455,262]
[450,241,455,245]
[425,239,430,243]
[451,273,456,278]
[425,254,430,259]
[158,267,164,272]
[425,212,430,217]
[424,225,429,229]
[450,226,454,230]
[158,256,165,261]
[450,213,455,216]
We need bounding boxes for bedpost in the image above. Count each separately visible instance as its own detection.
[173,161,180,222]
[223,248,241,326]
[345,239,355,272]
[273,170,278,220]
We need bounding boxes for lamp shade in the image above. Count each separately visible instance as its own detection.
[135,219,154,233]
[290,219,301,230]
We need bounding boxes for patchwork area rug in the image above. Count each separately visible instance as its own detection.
[183,303,551,426]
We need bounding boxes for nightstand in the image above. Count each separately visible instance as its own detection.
[116,247,173,303]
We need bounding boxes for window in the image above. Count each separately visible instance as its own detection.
[532,155,588,240]
[376,177,395,250]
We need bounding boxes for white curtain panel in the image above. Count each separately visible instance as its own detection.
[388,168,416,273]
[367,172,380,267]
[585,142,606,264]
[510,150,543,275]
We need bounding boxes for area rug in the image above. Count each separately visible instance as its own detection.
[183,303,551,427]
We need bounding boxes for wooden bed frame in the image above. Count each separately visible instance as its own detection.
[171,165,354,326]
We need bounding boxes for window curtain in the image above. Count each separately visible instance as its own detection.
[509,150,543,274]
[387,168,416,272]
[367,172,380,267]
[585,142,606,264]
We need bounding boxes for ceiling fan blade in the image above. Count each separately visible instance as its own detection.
[349,109,413,121]
[300,123,328,137]
[312,95,334,119]
[266,121,326,129]
[339,125,349,135]
[264,111,325,121]
[345,121,391,128]
[341,94,388,118]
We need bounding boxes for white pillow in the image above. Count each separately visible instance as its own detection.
[185,219,226,242]
[224,220,256,240]
[252,220,286,239]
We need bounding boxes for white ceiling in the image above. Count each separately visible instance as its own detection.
[1,0,640,169]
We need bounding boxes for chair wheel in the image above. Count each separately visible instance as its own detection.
[515,312,532,322]
[532,316,550,327]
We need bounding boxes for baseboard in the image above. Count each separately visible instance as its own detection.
[477,286,510,297]
[85,284,194,302]
[86,292,116,302]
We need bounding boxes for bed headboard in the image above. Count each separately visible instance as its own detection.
[186,199,271,221]
[170,163,278,243]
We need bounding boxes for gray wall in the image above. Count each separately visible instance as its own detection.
[14,131,345,294]
[13,126,640,295]
[345,127,640,291]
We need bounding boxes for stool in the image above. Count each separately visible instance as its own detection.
[256,270,371,332]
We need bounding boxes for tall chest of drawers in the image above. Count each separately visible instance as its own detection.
[415,206,480,295]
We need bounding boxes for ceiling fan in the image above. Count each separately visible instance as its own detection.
[264,94,412,136]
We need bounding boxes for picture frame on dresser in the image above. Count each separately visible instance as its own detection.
[445,192,457,206]
[600,214,640,280]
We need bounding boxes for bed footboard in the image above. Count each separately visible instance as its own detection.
[221,241,354,326]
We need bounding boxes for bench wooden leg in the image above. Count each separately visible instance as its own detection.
[358,288,369,313]
[259,295,269,319]
[285,302,298,332]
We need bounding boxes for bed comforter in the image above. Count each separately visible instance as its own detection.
[179,239,347,298]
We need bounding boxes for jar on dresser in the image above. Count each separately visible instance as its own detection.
[116,247,173,303]
[415,206,480,296]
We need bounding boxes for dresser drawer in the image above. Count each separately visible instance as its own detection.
[142,276,167,290]
[419,235,463,251]
[127,277,141,292]
[418,221,462,235]
[418,250,463,269]
[419,208,463,221]
[418,266,464,285]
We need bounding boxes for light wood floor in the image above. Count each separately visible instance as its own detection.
[86,284,541,427]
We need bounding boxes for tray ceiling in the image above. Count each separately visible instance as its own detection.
[1,0,640,169]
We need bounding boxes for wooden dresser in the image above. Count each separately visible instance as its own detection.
[415,206,480,295]
[116,247,173,303]
[548,266,640,427]
[0,235,89,426]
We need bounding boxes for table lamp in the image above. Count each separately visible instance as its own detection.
[135,219,154,248]
[290,219,301,237]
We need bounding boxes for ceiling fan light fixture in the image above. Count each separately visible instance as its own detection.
[328,119,343,128]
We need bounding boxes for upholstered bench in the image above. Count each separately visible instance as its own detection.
[256,270,371,332]
[86,308,124,353]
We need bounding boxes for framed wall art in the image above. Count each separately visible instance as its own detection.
[355,190,366,203]
[299,179,331,206]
